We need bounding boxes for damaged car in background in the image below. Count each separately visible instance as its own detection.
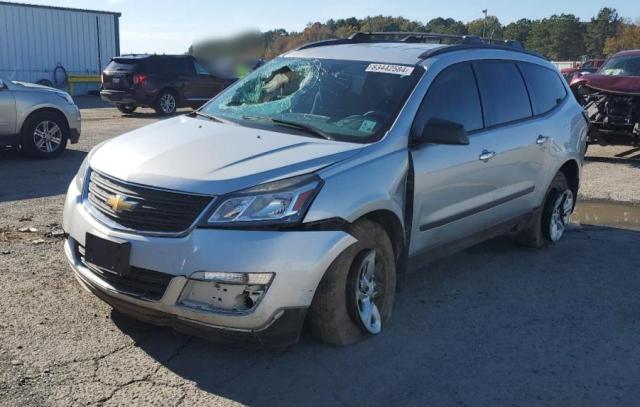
[570,49,640,146]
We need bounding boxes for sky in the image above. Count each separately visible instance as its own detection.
[18,0,640,54]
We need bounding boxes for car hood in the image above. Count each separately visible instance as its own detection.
[570,73,640,95]
[10,81,59,92]
[90,115,365,195]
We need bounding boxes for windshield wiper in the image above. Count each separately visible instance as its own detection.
[191,111,224,123]
[241,116,332,140]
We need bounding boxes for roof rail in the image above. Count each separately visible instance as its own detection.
[295,31,534,58]
[417,43,545,60]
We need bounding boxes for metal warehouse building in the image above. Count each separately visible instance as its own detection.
[0,1,120,95]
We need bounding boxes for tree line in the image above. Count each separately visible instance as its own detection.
[256,7,638,60]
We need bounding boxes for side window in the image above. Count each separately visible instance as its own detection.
[194,61,210,75]
[519,63,567,115]
[176,59,195,76]
[474,61,532,127]
[414,63,483,134]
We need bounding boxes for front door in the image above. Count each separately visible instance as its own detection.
[188,61,228,104]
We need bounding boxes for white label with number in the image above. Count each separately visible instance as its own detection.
[365,64,414,76]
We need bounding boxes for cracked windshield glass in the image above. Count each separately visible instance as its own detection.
[201,58,421,142]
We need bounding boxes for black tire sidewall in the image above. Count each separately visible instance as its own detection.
[541,172,570,243]
[116,104,137,114]
[20,112,68,159]
[308,220,397,345]
[154,91,177,115]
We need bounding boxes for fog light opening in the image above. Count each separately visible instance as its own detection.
[181,277,272,314]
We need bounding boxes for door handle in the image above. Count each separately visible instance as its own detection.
[536,135,549,145]
[478,150,496,162]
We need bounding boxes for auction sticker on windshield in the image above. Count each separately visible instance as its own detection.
[366,64,414,76]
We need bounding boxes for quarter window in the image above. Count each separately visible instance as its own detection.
[414,64,483,133]
[474,61,532,127]
[194,61,210,75]
[519,63,567,115]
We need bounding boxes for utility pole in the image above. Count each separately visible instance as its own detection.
[482,9,488,38]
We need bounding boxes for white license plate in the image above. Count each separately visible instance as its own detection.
[112,77,120,84]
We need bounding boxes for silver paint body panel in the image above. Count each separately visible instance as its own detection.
[63,44,587,332]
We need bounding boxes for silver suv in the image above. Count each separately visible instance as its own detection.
[63,33,587,346]
[0,76,81,158]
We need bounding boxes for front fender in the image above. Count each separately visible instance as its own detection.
[305,148,408,229]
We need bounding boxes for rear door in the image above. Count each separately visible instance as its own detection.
[0,82,16,136]
[171,57,198,103]
[468,60,541,220]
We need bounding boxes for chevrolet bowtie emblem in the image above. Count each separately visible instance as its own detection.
[106,194,138,213]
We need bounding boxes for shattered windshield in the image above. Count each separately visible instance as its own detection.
[200,57,421,143]
[600,55,640,77]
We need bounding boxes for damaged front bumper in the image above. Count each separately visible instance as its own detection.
[62,181,357,346]
[65,238,308,346]
[572,83,640,146]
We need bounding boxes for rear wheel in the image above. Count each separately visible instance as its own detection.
[307,220,396,345]
[20,111,68,158]
[516,172,574,247]
[154,90,177,115]
[116,104,137,114]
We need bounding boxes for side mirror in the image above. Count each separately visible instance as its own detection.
[413,118,469,145]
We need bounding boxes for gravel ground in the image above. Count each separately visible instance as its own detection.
[1,98,640,406]
[581,145,640,203]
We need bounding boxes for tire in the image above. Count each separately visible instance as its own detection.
[154,90,178,115]
[307,219,397,346]
[116,104,137,114]
[516,172,574,247]
[20,111,68,159]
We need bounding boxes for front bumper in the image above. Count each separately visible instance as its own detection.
[63,181,356,345]
[63,104,81,144]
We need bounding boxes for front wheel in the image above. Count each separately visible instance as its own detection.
[307,220,396,345]
[20,111,68,158]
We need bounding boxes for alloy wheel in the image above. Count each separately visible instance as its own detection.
[160,93,176,114]
[549,189,574,242]
[33,121,62,154]
[354,249,383,334]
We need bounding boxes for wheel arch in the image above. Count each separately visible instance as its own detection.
[558,159,580,200]
[156,86,181,104]
[352,209,405,265]
[20,107,70,136]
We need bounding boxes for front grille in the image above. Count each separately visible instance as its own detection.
[76,244,172,300]
[87,171,212,234]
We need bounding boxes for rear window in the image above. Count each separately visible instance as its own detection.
[474,61,532,127]
[519,63,567,115]
[105,59,139,72]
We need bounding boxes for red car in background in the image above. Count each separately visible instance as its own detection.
[561,59,605,82]
[570,50,640,146]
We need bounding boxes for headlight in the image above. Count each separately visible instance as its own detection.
[74,141,107,192]
[204,174,322,227]
[74,155,91,192]
[55,92,75,105]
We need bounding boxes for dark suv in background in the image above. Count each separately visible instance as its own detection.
[100,55,233,115]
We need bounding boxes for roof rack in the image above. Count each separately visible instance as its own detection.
[295,31,543,60]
